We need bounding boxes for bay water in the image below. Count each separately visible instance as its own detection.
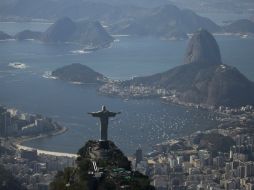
[0,22,254,154]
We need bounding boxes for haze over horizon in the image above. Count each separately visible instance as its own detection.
[1,0,254,190]
[0,0,254,24]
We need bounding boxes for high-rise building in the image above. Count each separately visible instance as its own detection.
[135,146,143,168]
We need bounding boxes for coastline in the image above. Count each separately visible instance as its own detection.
[98,84,254,130]
[12,124,78,158]
[16,144,78,158]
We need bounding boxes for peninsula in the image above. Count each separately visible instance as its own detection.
[99,29,254,108]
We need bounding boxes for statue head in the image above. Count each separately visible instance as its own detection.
[102,105,106,111]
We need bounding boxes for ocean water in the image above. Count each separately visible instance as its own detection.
[0,22,254,154]
[0,21,52,35]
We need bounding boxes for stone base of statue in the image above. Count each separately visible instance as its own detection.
[98,140,109,149]
[78,140,130,169]
[88,140,111,160]
[89,140,109,159]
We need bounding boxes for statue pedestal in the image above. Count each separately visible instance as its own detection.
[88,140,110,160]
[98,140,109,159]
[99,140,109,149]
[82,140,131,169]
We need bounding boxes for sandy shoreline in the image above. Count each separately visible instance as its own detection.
[13,125,78,158]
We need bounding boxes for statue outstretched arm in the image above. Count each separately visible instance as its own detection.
[108,111,121,117]
[87,112,102,117]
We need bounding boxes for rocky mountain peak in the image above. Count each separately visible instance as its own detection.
[42,17,76,43]
[184,29,222,65]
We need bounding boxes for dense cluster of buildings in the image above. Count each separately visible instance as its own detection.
[100,83,254,114]
[0,143,76,190]
[1,103,254,190]
[131,127,254,190]
[99,83,168,98]
[0,105,56,137]
[0,105,70,190]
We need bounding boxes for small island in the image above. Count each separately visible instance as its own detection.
[52,63,107,84]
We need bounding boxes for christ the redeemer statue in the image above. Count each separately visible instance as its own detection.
[88,106,121,141]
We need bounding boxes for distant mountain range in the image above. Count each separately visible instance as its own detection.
[222,19,254,34]
[109,5,254,39]
[110,4,220,39]
[116,29,254,107]
[1,0,253,23]
[0,0,146,23]
[1,1,254,40]
[0,17,114,48]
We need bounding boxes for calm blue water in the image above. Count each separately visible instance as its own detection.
[0,22,254,154]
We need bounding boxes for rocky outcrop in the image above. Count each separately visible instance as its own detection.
[73,20,114,48]
[184,29,222,65]
[50,140,155,190]
[42,17,114,48]
[42,17,76,43]
[77,140,131,170]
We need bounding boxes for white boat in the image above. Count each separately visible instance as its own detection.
[8,62,27,69]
